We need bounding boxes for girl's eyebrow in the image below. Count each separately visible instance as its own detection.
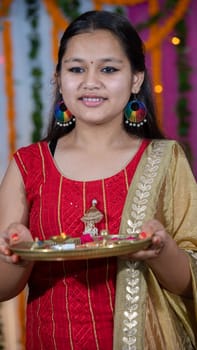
[63,57,123,64]
[63,58,84,63]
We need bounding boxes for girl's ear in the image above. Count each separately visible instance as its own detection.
[54,72,62,93]
[131,72,144,94]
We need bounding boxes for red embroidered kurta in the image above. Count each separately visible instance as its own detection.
[14,140,149,350]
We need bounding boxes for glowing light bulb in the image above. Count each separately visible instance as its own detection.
[171,36,181,46]
[154,85,163,94]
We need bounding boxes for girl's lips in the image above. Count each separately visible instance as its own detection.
[79,96,107,107]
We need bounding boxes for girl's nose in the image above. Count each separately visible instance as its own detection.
[81,69,101,90]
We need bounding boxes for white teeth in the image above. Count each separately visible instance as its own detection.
[83,97,101,102]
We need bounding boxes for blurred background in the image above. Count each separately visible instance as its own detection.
[0,0,196,349]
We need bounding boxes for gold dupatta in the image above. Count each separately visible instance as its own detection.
[113,140,197,350]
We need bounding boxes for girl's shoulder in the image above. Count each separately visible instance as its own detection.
[13,141,49,186]
[14,141,48,160]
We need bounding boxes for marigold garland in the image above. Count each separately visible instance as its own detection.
[2,20,16,158]
[18,292,26,350]
[93,0,145,10]
[0,0,12,17]
[148,0,163,129]
[146,0,190,50]
[94,0,190,50]
[43,0,68,62]
[25,0,43,142]
[151,47,163,128]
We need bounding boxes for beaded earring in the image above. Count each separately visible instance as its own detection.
[124,97,147,127]
[54,99,75,127]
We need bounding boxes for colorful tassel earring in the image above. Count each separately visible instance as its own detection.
[54,100,75,127]
[124,98,147,127]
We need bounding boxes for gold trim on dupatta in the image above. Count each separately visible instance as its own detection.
[113,140,174,350]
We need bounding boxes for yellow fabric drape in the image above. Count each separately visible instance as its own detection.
[114,140,197,349]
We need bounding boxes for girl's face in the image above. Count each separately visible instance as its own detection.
[59,29,144,126]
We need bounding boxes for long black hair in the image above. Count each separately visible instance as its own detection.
[44,10,164,142]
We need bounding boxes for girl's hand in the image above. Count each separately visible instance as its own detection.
[124,219,192,296]
[0,223,33,264]
[124,219,169,261]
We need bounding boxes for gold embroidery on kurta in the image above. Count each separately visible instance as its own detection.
[105,259,114,314]
[62,262,74,350]
[102,179,108,232]
[38,143,46,239]
[50,286,58,350]
[16,151,28,174]
[57,175,63,232]
[86,260,100,350]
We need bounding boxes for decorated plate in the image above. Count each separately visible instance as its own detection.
[9,234,152,261]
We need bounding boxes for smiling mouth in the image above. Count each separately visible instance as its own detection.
[79,96,107,106]
[80,96,107,101]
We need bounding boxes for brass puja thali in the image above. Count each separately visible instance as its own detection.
[9,233,152,261]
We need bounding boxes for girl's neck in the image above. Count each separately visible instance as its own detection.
[62,121,137,151]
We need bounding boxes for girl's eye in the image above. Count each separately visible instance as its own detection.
[102,66,119,73]
[69,67,84,73]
